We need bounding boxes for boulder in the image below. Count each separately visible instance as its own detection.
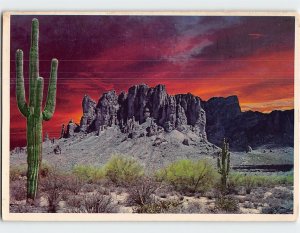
[246,145,252,153]
[182,138,189,146]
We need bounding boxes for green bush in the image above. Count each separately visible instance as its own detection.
[104,155,144,185]
[156,159,218,194]
[10,162,52,181]
[72,165,105,183]
[229,173,294,192]
[10,165,27,181]
[40,162,52,178]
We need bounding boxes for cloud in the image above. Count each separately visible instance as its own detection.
[9,15,295,148]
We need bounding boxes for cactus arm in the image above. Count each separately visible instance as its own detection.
[43,59,58,121]
[227,152,230,175]
[16,49,29,117]
[29,18,39,107]
[217,157,221,174]
[222,147,226,173]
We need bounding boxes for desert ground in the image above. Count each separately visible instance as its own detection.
[10,133,294,214]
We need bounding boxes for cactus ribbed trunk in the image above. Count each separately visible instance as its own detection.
[15,18,58,200]
[26,115,43,199]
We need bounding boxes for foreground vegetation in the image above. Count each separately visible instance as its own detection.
[10,154,294,214]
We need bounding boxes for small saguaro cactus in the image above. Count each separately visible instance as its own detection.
[16,18,58,200]
[217,138,230,192]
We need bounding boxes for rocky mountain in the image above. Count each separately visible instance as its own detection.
[60,84,294,152]
[63,84,207,142]
[203,96,294,150]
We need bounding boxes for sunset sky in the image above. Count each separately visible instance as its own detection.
[10,15,295,148]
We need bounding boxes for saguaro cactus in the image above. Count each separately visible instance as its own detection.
[217,138,230,192]
[16,18,58,200]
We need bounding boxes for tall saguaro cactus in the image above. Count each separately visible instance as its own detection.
[16,18,58,200]
[217,138,230,192]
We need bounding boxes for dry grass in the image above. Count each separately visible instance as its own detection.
[82,193,118,213]
[126,177,161,206]
[215,195,240,213]
[10,179,27,201]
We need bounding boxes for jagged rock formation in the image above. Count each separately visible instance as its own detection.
[203,96,294,151]
[76,84,207,141]
[80,94,97,132]
[60,83,294,152]
[60,120,80,138]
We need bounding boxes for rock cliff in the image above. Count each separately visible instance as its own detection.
[64,84,207,141]
[203,96,294,150]
[61,84,293,152]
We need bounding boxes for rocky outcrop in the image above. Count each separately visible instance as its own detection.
[65,84,293,152]
[61,119,80,138]
[80,95,96,132]
[202,96,241,147]
[65,119,78,138]
[203,96,294,151]
[94,90,119,131]
[78,84,207,140]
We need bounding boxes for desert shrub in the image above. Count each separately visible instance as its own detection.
[10,165,27,181]
[66,195,83,209]
[10,162,53,181]
[271,174,294,186]
[262,198,293,214]
[133,198,182,213]
[72,164,105,183]
[81,183,100,193]
[104,155,144,186]
[182,202,204,213]
[10,179,27,201]
[243,201,255,209]
[229,173,294,191]
[63,175,84,195]
[227,174,256,194]
[40,169,68,213]
[65,192,118,213]
[244,176,256,194]
[10,203,48,213]
[271,187,293,199]
[83,193,118,213]
[261,187,294,214]
[39,162,53,178]
[156,159,217,194]
[10,163,54,202]
[215,195,239,213]
[204,191,217,200]
[127,177,161,206]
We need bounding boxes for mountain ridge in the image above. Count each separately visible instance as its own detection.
[60,83,293,151]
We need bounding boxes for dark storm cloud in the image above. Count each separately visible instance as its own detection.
[10,15,295,148]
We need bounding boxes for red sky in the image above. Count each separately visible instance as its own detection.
[10,15,295,149]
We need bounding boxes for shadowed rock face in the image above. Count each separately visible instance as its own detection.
[64,84,293,152]
[203,96,294,151]
[79,84,207,140]
[80,94,96,132]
